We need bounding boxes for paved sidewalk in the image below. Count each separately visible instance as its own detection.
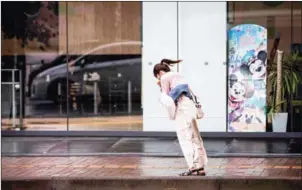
[2,157,301,179]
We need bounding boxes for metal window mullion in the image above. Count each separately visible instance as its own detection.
[12,70,16,128]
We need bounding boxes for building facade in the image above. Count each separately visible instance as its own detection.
[1,1,302,135]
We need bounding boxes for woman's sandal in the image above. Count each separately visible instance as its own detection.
[179,168,206,176]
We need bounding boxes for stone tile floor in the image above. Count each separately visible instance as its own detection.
[2,157,301,180]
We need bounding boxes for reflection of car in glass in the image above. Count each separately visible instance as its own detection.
[30,41,142,114]
[27,54,78,96]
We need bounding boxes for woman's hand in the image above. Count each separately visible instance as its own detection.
[156,79,161,87]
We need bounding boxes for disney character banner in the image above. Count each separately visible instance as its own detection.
[228,24,267,132]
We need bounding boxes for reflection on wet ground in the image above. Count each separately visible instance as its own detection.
[2,137,301,157]
[2,156,302,181]
[2,157,301,190]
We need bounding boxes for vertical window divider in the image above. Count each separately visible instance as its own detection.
[226,2,230,132]
[177,2,179,72]
[66,1,70,133]
[290,2,294,133]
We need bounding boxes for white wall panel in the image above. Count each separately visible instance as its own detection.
[142,2,178,131]
[178,2,227,132]
[143,2,227,132]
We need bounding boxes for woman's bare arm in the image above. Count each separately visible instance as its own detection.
[160,78,170,95]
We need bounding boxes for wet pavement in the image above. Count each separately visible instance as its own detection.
[2,157,302,190]
[2,137,302,157]
[2,138,302,189]
[2,157,301,179]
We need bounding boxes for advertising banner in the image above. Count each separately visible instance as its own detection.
[228,24,267,132]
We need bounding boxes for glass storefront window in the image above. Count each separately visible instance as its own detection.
[227,1,302,132]
[2,1,68,131]
[1,1,142,132]
[65,2,142,131]
[2,1,301,134]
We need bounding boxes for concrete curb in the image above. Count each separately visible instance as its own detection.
[2,176,302,181]
[2,177,301,190]
[2,152,302,158]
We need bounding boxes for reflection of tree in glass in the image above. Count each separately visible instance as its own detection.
[1,2,27,40]
[47,2,58,15]
[293,45,300,54]
[2,2,59,51]
[24,2,58,51]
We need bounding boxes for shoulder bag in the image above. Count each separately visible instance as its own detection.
[189,88,204,119]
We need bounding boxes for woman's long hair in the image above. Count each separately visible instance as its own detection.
[153,59,182,77]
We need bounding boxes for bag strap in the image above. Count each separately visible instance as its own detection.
[188,86,199,104]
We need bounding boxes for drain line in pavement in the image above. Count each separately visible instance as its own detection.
[43,139,68,154]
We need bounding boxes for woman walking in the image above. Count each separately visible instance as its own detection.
[154,59,208,176]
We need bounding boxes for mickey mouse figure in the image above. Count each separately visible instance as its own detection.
[228,74,255,125]
[228,74,255,111]
[240,50,267,80]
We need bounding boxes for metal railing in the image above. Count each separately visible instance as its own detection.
[1,69,134,130]
[1,69,23,129]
